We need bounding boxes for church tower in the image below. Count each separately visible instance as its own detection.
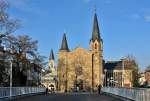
[49,49,55,72]
[58,33,69,92]
[90,11,103,90]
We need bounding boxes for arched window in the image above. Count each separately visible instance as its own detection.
[95,43,98,49]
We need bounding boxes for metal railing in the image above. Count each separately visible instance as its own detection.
[102,87,150,101]
[0,87,46,99]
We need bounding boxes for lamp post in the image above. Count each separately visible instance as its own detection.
[8,55,13,99]
[121,58,125,87]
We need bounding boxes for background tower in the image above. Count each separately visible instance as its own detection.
[48,49,57,91]
[49,49,55,72]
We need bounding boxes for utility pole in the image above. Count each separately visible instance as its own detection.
[121,58,125,87]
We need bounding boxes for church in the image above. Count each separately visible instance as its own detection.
[42,50,57,91]
[57,11,104,92]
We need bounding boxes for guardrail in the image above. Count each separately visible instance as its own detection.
[102,87,150,101]
[0,87,46,99]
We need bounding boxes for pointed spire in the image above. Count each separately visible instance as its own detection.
[91,11,101,42]
[60,33,69,51]
[49,49,55,60]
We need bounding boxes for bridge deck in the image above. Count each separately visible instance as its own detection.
[12,93,123,101]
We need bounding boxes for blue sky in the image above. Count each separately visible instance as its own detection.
[6,0,150,70]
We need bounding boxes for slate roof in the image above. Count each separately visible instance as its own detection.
[49,49,55,60]
[104,60,138,70]
[91,12,102,42]
[60,33,69,51]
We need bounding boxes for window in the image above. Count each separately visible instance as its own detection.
[95,43,97,49]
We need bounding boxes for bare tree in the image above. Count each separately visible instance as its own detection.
[0,0,20,46]
[0,0,45,87]
[0,1,20,34]
[125,55,140,87]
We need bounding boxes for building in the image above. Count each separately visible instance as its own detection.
[42,49,57,91]
[57,12,103,92]
[26,63,42,86]
[139,72,146,86]
[104,59,138,88]
[145,66,150,86]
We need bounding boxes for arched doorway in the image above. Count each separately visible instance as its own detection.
[74,79,83,91]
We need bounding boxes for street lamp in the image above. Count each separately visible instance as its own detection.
[121,58,125,87]
[8,56,13,99]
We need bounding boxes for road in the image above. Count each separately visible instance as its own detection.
[12,93,123,101]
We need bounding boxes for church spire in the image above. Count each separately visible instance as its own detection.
[91,11,101,42]
[49,49,55,60]
[60,33,69,51]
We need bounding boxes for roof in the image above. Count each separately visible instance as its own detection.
[91,12,102,42]
[60,33,69,51]
[104,60,138,70]
[145,66,150,72]
[49,49,54,60]
[104,61,122,70]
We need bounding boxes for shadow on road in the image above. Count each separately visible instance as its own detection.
[12,93,123,101]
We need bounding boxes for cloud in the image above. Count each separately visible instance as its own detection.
[144,15,150,22]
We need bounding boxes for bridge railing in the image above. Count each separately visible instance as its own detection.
[0,87,46,99]
[102,87,150,101]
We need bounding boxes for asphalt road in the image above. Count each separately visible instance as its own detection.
[12,93,123,101]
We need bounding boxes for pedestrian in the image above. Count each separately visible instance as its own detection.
[77,86,79,92]
[98,84,102,94]
[46,87,48,94]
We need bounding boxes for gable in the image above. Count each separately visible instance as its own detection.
[67,48,92,66]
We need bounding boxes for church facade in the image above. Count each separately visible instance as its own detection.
[57,12,104,92]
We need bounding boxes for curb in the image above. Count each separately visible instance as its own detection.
[0,92,45,101]
[102,92,135,101]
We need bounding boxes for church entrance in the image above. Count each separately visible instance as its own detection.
[74,79,84,92]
